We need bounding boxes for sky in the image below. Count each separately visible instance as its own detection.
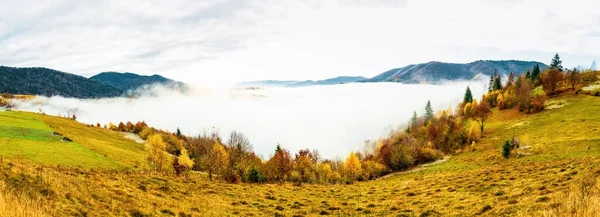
[1,0,599,87]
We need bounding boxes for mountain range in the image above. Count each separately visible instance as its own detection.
[0,60,549,98]
[235,60,549,87]
[0,66,185,98]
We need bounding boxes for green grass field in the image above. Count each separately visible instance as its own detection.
[0,94,598,216]
[0,111,145,170]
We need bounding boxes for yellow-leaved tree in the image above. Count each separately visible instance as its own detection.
[203,140,229,181]
[146,134,171,173]
[343,152,362,182]
[173,147,194,175]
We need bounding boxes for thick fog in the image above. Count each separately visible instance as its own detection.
[12,81,485,159]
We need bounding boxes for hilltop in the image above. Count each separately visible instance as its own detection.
[0,66,123,98]
[90,72,188,92]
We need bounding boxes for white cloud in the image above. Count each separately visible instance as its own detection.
[0,0,599,86]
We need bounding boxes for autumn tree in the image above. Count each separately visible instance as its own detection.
[203,140,229,181]
[463,86,473,104]
[360,160,386,180]
[117,122,126,132]
[108,122,117,131]
[122,121,132,132]
[173,147,194,176]
[567,69,580,89]
[146,134,172,173]
[542,69,564,95]
[317,162,334,183]
[265,144,292,182]
[550,53,563,71]
[516,78,534,113]
[343,152,362,182]
[225,131,254,182]
[293,149,317,183]
[472,100,492,133]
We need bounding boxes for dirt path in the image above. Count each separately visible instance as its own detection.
[376,156,451,180]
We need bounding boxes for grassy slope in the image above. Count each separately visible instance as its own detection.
[0,94,598,216]
[0,111,145,170]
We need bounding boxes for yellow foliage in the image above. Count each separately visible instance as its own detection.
[139,127,154,140]
[146,134,171,173]
[108,122,117,130]
[361,160,387,180]
[497,93,504,103]
[317,163,333,183]
[468,122,481,142]
[343,152,362,181]
[203,140,229,180]
[177,147,194,169]
[463,103,472,115]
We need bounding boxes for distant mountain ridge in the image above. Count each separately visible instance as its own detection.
[0,66,187,98]
[90,72,187,92]
[235,60,548,87]
[234,76,367,88]
[361,60,548,84]
[0,66,123,98]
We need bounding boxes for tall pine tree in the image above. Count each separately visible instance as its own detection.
[424,100,434,124]
[463,86,473,104]
[493,75,502,91]
[488,72,495,92]
[525,69,531,79]
[531,64,541,82]
[550,53,563,71]
[410,111,418,126]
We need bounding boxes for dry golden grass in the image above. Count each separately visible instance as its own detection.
[0,180,52,217]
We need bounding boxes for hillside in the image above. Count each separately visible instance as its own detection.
[0,66,123,98]
[90,72,188,92]
[361,60,548,84]
[0,110,146,169]
[0,92,599,216]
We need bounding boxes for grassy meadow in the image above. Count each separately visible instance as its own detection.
[0,93,599,216]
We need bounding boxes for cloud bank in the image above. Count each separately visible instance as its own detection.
[12,81,486,159]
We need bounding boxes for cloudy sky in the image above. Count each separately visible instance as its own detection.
[1,0,599,87]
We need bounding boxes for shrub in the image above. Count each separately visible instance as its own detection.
[529,95,546,113]
[502,140,511,159]
[247,167,265,183]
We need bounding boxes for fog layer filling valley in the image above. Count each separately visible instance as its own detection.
[13,82,485,159]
